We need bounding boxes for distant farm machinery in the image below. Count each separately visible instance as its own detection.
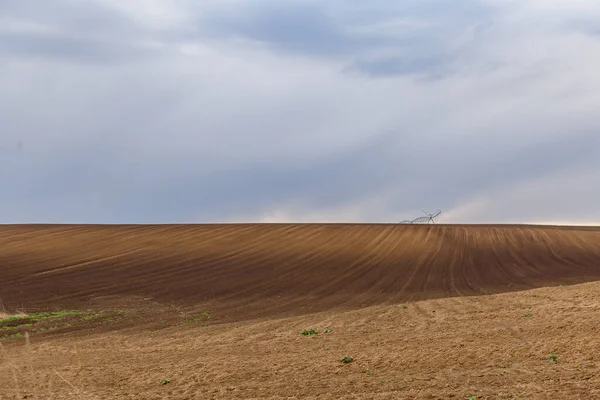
[400,209,442,224]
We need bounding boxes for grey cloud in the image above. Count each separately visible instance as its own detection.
[196,0,497,77]
[350,54,454,78]
[0,0,163,63]
[0,0,135,36]
[199,3,381,56]
[0,31,148,63]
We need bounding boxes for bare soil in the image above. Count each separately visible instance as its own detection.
[1,224,600,399]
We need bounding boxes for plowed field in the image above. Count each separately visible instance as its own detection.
[1,224,600,399]
[3,224,600,318]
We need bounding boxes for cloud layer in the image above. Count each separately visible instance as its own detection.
[2,0,600,224]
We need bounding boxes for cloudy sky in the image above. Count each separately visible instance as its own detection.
[1,0,600,224]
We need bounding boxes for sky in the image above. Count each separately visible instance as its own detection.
[1,0,600,224]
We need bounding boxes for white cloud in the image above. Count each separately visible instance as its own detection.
[444,163,600,224]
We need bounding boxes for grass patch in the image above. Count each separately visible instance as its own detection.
[0,311,81,325]
[0,315,26,323]
[0,309,126,341]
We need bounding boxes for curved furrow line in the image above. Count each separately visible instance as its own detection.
[189,225,321,283]
[423,225,463,295]
[208,225,382,310]
[358,226,420,295]
[374,228,428,299]
[459,228,480,294]
[506,227,550,282]
[534,228,585,273]
[157,225,295,274]
[514,227,571,283]
[360,226,420,298]
[552,229,600,269]
[484,228,533,288]
[305,225,401,301]
[171,224,264,246]
[477,227,536,290]
[124,226,318,301]
[315,225,400,292]
[31,249,147,277]
[239,228,357,291]
[446,226,467,297]
[397,226,440,299]
[411,225,446,298]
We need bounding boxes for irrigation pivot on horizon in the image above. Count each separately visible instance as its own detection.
[400,209,442,224]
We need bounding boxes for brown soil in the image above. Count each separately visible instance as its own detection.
[1,224,600,399]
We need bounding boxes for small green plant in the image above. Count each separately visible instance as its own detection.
[522,313,532,318]
[364,369,371,375]
[301,328,318,336]
[160,378,171,385]
[401,304,408,309]
[339,356,354,363]
[467,397,476,400]
[182,311,212,324]
[81,311,106,321]
[549,353,558,362]
[324,328,332,333]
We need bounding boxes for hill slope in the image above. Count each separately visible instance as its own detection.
[2,224,600,320]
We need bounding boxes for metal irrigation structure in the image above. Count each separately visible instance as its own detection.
[400,209,442,224]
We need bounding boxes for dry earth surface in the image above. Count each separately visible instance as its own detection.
[1,224,600,399]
